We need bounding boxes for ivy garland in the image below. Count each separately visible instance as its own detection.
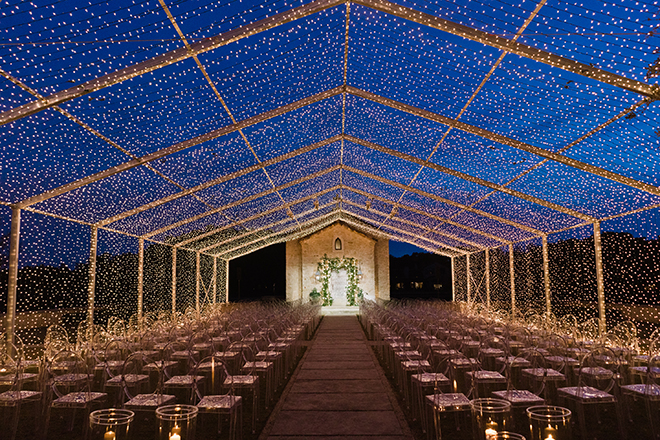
[317,254,364,306]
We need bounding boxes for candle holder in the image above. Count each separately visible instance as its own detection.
[526,405,571,440]
[156,404,198,440]
[491,432,527,439]
[89,408,134,440]
[471,398,512,440]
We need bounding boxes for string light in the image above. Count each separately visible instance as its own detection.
[0,0,659,344]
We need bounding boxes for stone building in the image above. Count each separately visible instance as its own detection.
[285,222,389,305]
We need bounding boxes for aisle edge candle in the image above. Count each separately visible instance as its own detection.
[543,424,557,440]
[169,423,182,440]
[485,420,498,440]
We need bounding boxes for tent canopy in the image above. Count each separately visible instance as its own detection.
[2,0,660,260]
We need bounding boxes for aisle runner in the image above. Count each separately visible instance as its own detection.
[264,315,413,439]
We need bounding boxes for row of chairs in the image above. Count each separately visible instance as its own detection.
[0,301,321,439]
[360,299,660,440]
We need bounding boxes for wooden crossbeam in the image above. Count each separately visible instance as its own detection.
[344,185,508,244]
[340,209,460,257]
[142,165,341,238]
[355,0,659,99]
[16,87,342,208]
[343,165,543,235]
[97,135,341,226]
[202,201,338,253]
[347,87,660,198]
[341,199,471,253]
[175,186,341,248]
[216,211,341,258]
[0,0,344,127]
[345,135,595,221]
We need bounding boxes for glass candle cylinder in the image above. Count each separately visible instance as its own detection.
[491,432,527,439]
[472,398,512,440]
[526,405,571,440]
[156,404,199,440]
[89,408,134,440]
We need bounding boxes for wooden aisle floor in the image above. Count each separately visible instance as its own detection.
[261,315,414,440]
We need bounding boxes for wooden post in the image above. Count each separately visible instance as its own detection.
[466,253,471,303]
[485,248,491,309]
[213,256,217,304]
[87,226,98,328]
[137,238,144,326]
[5,208,20,346]
[594,222,606,335]
[509,243,516,316]
[450,256,455,302]
[195,252,201,315]
[224,259,230,303]
[542,235,551,316]
[171,248,177,315]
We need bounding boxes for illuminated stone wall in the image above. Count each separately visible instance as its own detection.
[285,222,389,303]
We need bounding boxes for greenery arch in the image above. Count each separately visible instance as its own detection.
[317,254,364,306]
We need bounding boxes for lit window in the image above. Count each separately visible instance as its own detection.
[334,238,342,250]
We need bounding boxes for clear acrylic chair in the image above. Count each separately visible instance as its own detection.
[470,334,507,398]
[522,341,567,406]
[226,341,260,434]
[557,345,626,440]
[163,337,205,404]
[43,348,107,439]
[246,332,276,409]
[0,340,43,440]
[621,336,660,439]
[492,347,546,436]
[194,356,243,440]
[105,351,151,408]
[44,325,72,362]
[123,351,177,439]
[426,351,475,440]
[411,338,451,436]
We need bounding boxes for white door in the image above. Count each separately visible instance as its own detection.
[330,269,348,307]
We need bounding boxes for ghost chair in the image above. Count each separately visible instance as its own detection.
[43,349,107,439]
[557,346,626,440]
[194,356,243,440]
[0,340,43,440]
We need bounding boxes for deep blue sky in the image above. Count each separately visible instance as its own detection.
[1,1,660,270]
[389,240,429,258]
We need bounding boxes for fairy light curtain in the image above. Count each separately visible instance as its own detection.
[548,225,598,324]
[512,237,544,316]
[0,0,660,339]
[468,251,487,305]
[489,245,513,312]
[453,255,467,302]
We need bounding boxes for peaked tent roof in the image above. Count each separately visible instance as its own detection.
[2,0,660,259]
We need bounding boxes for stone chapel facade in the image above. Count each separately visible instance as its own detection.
[285,222,390,304]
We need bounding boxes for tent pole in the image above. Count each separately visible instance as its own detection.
[213,256,217,304]
[5,208,21,347]
[509,243,516,317]
[485,248,491,309]
[195,252,201,315]
[137,238,144,327]
[224,259,230,303]
[450,256,455,302]
[171,248,177,315]
[87,226,98,329]
[594,222,606,335]
[542,235,551,316]
[466,253,471,303]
